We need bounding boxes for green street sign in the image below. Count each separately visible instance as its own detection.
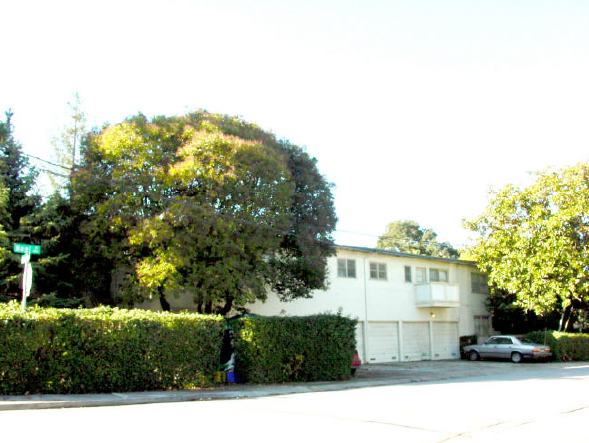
[13,243,41,255]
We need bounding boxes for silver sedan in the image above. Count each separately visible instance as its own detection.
[464,335,552,363]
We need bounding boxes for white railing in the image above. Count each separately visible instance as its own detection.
[415,283,460,307]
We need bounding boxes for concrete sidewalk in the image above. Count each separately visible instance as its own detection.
[1,360,585,411]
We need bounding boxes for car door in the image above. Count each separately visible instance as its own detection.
[480,337,501,358]
[495,337,514,359]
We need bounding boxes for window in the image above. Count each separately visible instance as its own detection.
[337,259,356,278]
[430,268,449,283]
[404,266,412,283]
[416,267,426,283]
[474,315,491,337]
[471,273,489,294]
[369,262,387,280]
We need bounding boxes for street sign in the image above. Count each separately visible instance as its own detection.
[13,243,41,255]
[13,243,40,313]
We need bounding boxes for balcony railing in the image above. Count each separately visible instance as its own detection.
[415,282,460,308]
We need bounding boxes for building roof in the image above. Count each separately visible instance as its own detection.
[336,244,477,266]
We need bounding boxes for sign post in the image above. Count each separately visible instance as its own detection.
[13,244,41,312]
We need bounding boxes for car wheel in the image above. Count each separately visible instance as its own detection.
[511,352,523,363]
[469,351,480,361]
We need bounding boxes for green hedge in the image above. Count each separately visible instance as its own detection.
[527,330,589,361]
[232,314,357,383]
[0,302,224,395]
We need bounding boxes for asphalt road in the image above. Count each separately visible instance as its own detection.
[1,362,588,442]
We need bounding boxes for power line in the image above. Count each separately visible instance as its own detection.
[23,152,73,171]
[17,153,468,249]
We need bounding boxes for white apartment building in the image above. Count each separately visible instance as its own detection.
[248,245,493,364]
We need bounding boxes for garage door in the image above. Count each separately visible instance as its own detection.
[367,322,399,363]
[402,322,431,361]
[432,322,459,360]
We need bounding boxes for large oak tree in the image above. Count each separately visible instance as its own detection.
[72,111,336,314]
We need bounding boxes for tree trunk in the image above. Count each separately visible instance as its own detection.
[558,305,570,332]
[218,296,234,316]
[158,286,170,311]
[564,307,573,332]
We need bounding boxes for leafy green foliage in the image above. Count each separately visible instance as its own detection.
[72,111,336,314]
[232,314,357,383]
[464,164,589,330]
[527,330,589,361]
[0,302,224,394]
[377,220,458,258]
[485,288,561,334]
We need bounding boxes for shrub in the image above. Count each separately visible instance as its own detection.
[232,314,357,383]
[0,302,224,395]
[527,330,589,361]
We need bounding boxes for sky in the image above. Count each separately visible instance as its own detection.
[2,0,588,249]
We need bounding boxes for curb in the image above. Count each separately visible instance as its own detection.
[0,376,415,411]
[2,361,586,411]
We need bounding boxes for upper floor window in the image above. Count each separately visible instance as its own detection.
[430,268,449,283]
[369,262,387,280]
[404,266,412,283]
[471,273,489,294]
[337,259,356,278]
[416,267,426,283]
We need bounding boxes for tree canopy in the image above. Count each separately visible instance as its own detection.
[72,111,337,314]
[377,220,458,258]
[463,163,589,331]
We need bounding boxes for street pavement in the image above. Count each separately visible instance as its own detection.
[1,360,586,411]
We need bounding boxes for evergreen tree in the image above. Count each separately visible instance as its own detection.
[0,110,42,300]
[19,192,84,307]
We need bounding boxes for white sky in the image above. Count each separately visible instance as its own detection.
[2,0,588,249]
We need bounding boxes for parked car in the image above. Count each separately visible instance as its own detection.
[463,335,552,363]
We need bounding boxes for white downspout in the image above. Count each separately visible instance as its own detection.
[363,256,369,363]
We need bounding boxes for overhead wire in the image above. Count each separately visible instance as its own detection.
[19,152,465,250]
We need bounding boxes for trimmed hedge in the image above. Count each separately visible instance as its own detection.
[0,302,224,395]
[232,314,357,383]
[527,330,589,361]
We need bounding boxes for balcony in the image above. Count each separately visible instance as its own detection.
[415,283,460,308]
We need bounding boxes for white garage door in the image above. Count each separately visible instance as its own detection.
[402,322,431,361]
[367,322,399,363]
[432,322,459,360]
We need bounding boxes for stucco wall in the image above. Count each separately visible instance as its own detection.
[249,247,487,331]
[134,246,491,341]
